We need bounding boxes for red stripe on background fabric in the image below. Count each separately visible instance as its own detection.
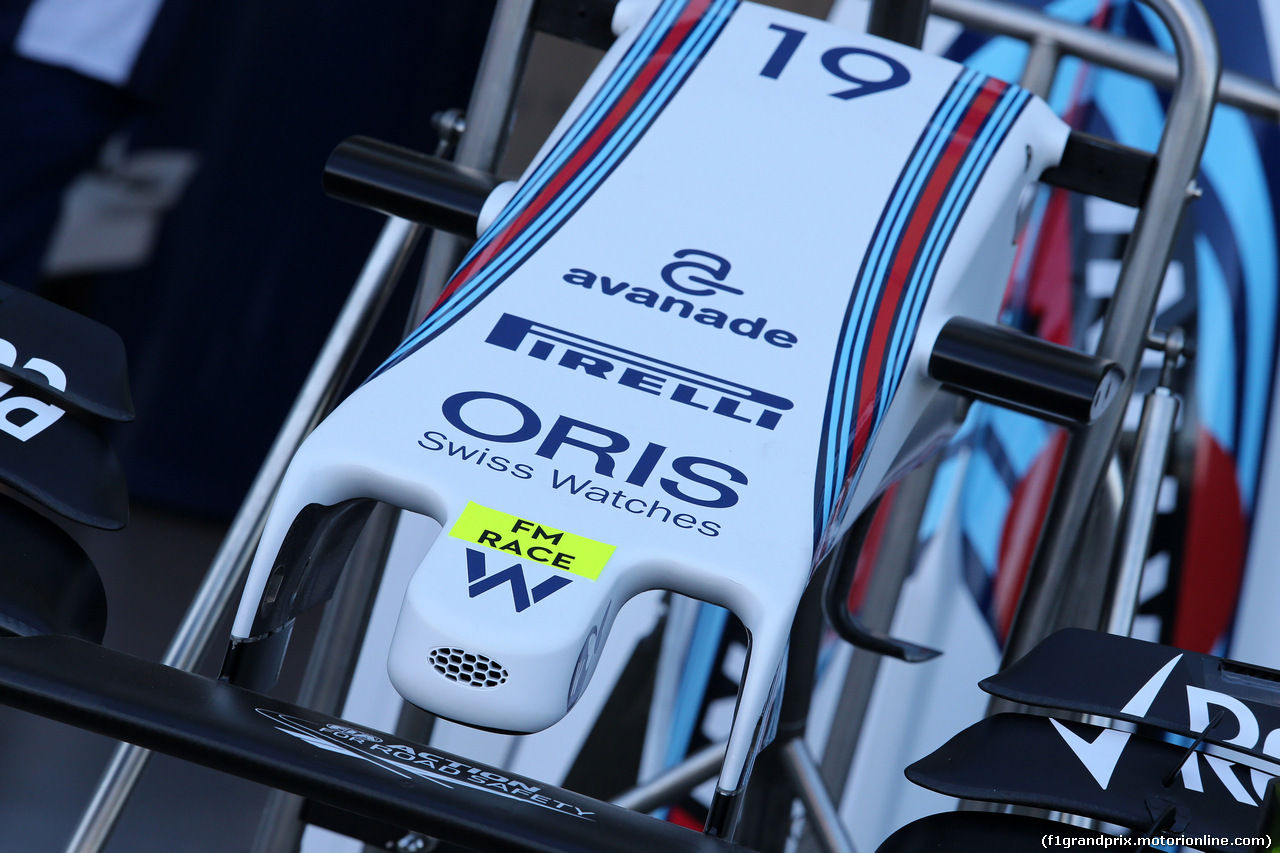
[994,428,1067,641]
[1173,429,1246,653]
[843,78,1006,474]
[431,0,713,310]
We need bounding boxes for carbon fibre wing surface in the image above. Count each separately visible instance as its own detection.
[0,282,132,528]
[905,713,1276,852]
[983,628,1280,764]
[0,633,744,853]
[875,811,1119,853]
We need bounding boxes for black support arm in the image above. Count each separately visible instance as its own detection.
[324,136,500,235]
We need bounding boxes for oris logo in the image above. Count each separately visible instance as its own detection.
[437,389,748,509]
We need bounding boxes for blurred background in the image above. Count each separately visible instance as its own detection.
[0,1,499,849]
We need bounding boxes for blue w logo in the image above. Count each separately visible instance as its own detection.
[465,548,572,612]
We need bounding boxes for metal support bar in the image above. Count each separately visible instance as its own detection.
[1102,390,1179,634]
[410,0,538,321]
[1019,34,1060,98]
[783,740,858,853]
[928,316,1125,427]
[1102,332,1184,637]
[532,0,618,48]
[611,742,726,813]
[251,3,542,845]
[62,217,424,853]
[323,137,499,233]
[866,0,931,47]
[932,0,1279,120]
[997,0,1219,677]
[1039,133,1156,209]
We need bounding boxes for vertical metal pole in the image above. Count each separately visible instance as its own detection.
[410,0,538,321]
[997,0,1218,669]
[62,217,424,853]
[1102,392,1178,636]
[1102,333,1185,637]
[1019,35,1061,97]
[245,4,539,847]
[783,741,859,853]
[866,0,932,46]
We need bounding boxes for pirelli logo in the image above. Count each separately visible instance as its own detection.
[484,313,793,431]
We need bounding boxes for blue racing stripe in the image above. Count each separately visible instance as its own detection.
[816,77,1032,547]
[825,75,992,514]
[882,87,1031,403]
[835,71,981,438]
[413,4,728,334]
[416,0,736,330]
[478,0,688,244]
[820,70,978,521]
[371,0,737,379]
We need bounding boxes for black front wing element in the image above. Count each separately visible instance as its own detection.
[983,628,1280,764]
[906,713,1275,853]
[876,811,1117,852]
[0,634,745,853]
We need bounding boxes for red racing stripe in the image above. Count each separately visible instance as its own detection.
[432,0,714,310]
[844,78,1007,474]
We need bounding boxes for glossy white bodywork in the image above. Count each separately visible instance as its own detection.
[233,0,1068,797]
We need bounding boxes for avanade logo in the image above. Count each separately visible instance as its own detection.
[562,249,799,348]
[660,249,742,296]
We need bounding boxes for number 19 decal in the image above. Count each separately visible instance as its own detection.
[760,24,910,100]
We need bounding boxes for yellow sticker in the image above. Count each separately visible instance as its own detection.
[449,502,615,581]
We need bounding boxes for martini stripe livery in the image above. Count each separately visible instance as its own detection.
[370,0,739,382]
[815,73,1031,551]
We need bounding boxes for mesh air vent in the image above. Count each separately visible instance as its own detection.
[429,647,508,688]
